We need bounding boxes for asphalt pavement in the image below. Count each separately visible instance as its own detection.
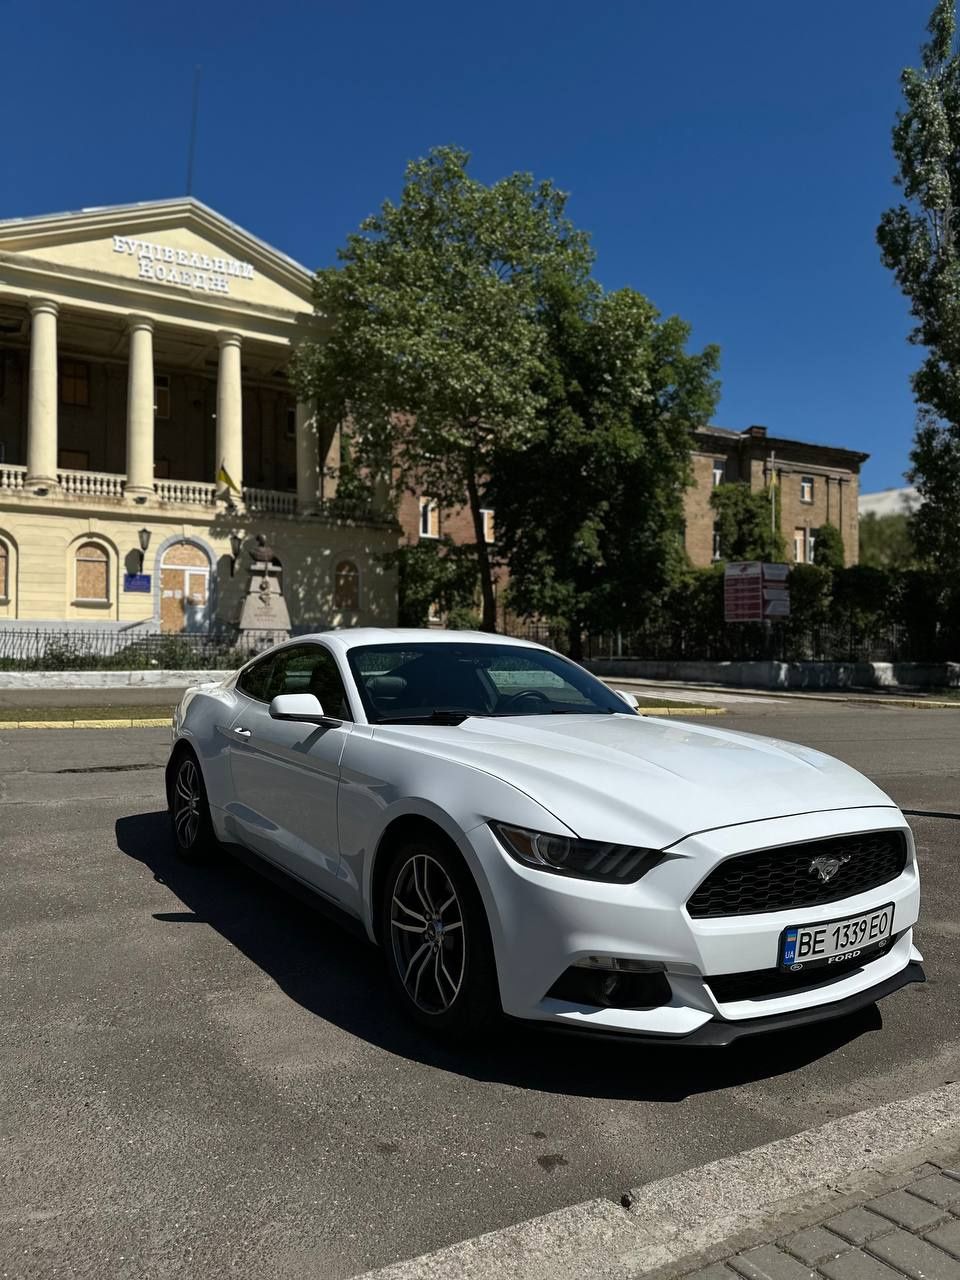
[1,702,958,1279]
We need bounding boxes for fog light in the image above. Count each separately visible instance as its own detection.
[575,956,666,974]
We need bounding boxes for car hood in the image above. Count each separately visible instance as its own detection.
[373,713,897,847]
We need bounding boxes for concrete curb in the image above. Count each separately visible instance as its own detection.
[352,1082,960,1280]
[636,706,725,717]
[1,717,170,730]
[613,678,960,710]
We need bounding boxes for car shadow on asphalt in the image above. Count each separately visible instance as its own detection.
[116,810,884,1104]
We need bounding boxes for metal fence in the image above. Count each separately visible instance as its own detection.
[0,628,281,671]
[504,620,944,664]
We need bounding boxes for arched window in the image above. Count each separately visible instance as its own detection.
[75,542,109,602]
[0,541,8,601]
[334,560,359,611]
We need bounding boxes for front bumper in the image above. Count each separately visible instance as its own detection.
[469,806,922,1040]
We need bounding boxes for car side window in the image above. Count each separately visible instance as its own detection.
[236,653,276,702]
[268,645,352,721]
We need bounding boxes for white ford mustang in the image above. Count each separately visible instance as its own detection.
[167,628,924,1043]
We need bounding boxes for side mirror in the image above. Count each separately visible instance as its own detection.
[269,693,335,725]
[614,688,640,710]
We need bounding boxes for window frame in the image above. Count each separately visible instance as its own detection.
[73,540,111,604]
[0,539,9,602]
[252,642,354,722]
[480,508,496,544]
[154,373,170,420]
[800,475,815,504]
[418,497,439,539]
[711,458,725,488]
[334,559,360,612]
[60,359,91,408]
[712,521,722,562]
[793,527,808,564]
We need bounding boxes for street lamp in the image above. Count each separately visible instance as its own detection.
[229,532,243,577]
[137,527,151,574]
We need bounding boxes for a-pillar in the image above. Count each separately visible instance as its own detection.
[125,315,155,502]
[25,298,60,493]
[295,400,320,513]
[216,332,243,502]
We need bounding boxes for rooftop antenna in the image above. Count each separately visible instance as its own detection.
[186,65,202,196]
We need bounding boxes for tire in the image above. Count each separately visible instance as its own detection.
[380,835,501,1040]
[169,747,216,861]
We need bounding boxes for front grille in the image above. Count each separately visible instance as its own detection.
[687,830,908,919]
[706,938,902,1004]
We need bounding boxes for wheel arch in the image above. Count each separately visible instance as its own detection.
[369,813,476,946]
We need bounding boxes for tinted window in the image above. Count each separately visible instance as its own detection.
[236,653,276,701]
[268,645,352,721]
[348,642,630,723]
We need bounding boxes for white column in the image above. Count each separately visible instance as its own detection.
[125,315,155,501]
[216,332,243,501]
[295,400,319,513]
[25,298,60,491]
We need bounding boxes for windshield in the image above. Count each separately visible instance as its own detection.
[347,642,633,724]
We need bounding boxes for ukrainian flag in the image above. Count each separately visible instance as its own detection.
[217,463,241,495]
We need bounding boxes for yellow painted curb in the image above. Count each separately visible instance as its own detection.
[636,706,725,716]
[1,717,170,730]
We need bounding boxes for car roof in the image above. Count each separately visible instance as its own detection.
[299,627,548,653]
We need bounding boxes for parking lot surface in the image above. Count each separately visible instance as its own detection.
[1,703,958,1279]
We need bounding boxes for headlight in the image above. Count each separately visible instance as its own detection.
[490,822,663,884]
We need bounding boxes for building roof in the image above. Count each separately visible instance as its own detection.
[695,424,869,464]
[0,196,314,289]
[858,486,921,518]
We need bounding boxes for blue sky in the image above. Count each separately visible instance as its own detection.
[2,0,937,491]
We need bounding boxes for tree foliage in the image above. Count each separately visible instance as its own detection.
[812,522,845,570]
[290,145,593,629]
[490,279,720,658]
[877,0,960,576]
[710,483,786,562]
[858,512,917,570]
[384,539,481,628]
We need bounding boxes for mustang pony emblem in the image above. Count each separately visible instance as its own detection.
[808,853,852,884]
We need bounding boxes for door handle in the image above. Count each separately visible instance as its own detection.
[233,726,251,738]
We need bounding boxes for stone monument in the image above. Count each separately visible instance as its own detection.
[237,534,291,653]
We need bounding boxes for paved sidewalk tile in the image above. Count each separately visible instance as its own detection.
[819,1250,909,1280]
[781,1226,851,1266]
[869,1228,960,1280]
[909,1172,960,1210]
[926,1219,960,1258]
[825,1208,897,1246]
[684,1266,741,1280]
[865,1189,950,1231]
[728,1244,818,1280]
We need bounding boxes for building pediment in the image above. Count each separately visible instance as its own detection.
[0,198,316,319]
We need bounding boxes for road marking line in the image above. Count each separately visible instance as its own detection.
[352,1082,960,1280]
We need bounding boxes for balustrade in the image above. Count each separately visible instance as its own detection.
[155,478,218,506]
[0,463,26,491]
[57,468,126,498]
[243,486,297,514]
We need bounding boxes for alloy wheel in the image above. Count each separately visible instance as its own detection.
[390,853,466,1015]
[173,757,201,849]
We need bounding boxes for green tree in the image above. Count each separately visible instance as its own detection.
[386,539,480,628]
[858,512,917,569]
[290,146,593,630]
[812,522,845,570]
[710,483,786,562]
[492,281,720,658]
[877,0,960,579]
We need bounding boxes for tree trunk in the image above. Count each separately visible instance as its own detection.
[465,468,497,632]
[567,621,584,662]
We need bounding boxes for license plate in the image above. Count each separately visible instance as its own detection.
[780,903,894,972]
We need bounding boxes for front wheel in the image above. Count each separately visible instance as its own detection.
[381,838,501,1040]
[169,749,216,860]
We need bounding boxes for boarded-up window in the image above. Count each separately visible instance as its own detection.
[60,361,90,407]
[154,374,170,420]
[334,560,359,611]
[75,542,109,601]
[0,542,8,599]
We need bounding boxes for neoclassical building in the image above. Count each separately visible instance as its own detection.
[0,198,397,634]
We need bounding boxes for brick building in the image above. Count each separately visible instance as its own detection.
[397,424,867,618]
[684,425,867,567]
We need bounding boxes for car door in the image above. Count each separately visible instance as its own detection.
[226,643,354,902]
